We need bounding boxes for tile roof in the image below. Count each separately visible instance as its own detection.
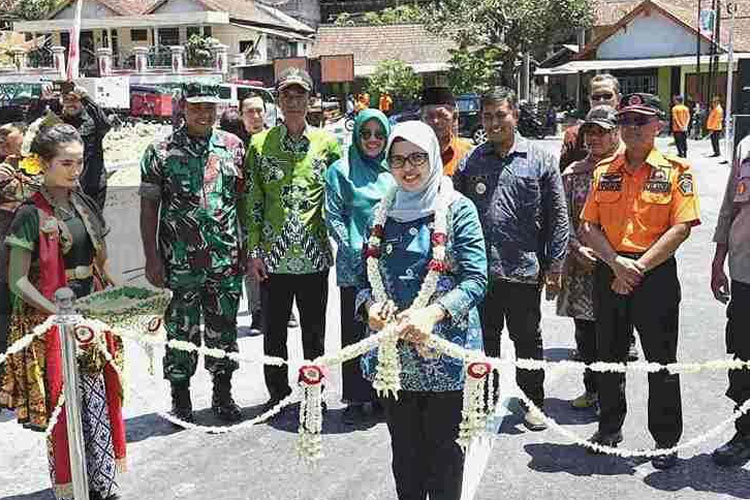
[591,0,750,51]
[51,0,157,17]
[146,0,313,33]
[311,24,455,67]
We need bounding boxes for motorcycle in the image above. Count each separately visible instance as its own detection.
[518,103,547,140]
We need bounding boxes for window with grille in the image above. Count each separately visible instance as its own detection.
[131,29,148,42]
[618,74,658,95]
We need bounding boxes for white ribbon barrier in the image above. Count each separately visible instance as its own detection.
[5,315,750,459]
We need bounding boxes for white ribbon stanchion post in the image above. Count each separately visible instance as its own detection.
[55,287,90,500]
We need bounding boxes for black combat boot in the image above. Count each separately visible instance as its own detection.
[713,432,750,467]
[212,373,242,423]
[170,381,194,423]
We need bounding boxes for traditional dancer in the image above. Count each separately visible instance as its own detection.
[0,123,125,500]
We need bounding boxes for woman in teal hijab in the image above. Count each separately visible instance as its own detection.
[325,108,395,424]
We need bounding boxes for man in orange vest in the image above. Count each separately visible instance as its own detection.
[379,92,393,115]
[671,95,691,158]
[707,96,724,158]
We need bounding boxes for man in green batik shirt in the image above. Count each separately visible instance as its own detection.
[140,83,246,423]
[245,68,341,407]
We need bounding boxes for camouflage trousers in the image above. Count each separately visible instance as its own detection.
[163,275,242,383]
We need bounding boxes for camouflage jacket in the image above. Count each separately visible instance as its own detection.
[140,127,245,287]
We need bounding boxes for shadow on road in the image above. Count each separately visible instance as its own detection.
[1,489,54,500]
[126,412,182,443]
[524,443,643,476]
[0,409,16,423]
[267,405,380,435]
[543,397,598,426]
[644,453,750,498]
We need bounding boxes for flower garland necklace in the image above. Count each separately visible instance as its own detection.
[364,186,452,398]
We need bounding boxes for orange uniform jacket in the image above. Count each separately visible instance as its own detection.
[707,105,724,131]
[671,104,691,132]
[581,148,701,253]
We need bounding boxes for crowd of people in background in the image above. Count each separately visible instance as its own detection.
[0,65,749,500]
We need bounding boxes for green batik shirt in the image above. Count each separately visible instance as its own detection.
[139,127,246,288]
[244,125,341,274]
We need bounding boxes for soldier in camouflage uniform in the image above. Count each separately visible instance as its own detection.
[139,83,245,423]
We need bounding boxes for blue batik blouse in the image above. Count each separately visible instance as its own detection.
[356,195,488,392]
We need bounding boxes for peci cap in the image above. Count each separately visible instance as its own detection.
[582,105,618,130]
[618,93,664,118]
[182,83,222,104]
[276,67,313,93]
[421,87,456,107]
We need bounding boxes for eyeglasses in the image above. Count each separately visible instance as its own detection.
[591,92,615,102]
[389,152,429,169]
[617,114,657,127]
[360,129,385,140]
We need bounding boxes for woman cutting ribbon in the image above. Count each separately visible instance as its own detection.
[358,121,487,500]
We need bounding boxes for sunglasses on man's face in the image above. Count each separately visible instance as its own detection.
[591,92,615,102]
[618,114,658,127]
[360,129,386,141]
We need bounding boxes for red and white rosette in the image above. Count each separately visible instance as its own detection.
[297,365,325,463]
[73,325,96,347]
[457,360,495,451]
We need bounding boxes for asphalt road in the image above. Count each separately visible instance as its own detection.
[1,135,748,500]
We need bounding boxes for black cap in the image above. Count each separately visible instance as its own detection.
[619,93,664,117]
[181,83,222,104]
[421,87,455,107]
[582,105,618,130]
[276,67,313,93]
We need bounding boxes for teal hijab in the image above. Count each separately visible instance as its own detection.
[349,108,391,174]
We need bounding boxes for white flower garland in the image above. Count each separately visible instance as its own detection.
[365,187,451,398]
[457,361,494,451]
[44,391,66,438]
[11,309,750,459]
[297,366,325,463]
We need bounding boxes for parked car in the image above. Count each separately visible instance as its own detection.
[456,94,486,145]
[388,107,421,126]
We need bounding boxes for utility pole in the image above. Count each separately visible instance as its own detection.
[697,0,702,105]
[724,1,737,162]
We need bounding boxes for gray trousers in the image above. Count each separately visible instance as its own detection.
[244,274,261,314]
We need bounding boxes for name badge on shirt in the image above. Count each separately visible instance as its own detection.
[598,173,623,192]
[645,167,671,193]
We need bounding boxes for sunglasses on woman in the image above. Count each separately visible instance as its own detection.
[591,92,615,102]
[361,129,386,140]
[389,152,429,169]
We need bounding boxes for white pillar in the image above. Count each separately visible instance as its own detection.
[11,48,27,72]
[97,47,112,76]
[52,46,66,78]
[133,46,149,74]
[230,53,246,67]
[211,43,228,75]
[170,45,185,74]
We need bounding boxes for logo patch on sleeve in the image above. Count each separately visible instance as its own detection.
[678,173,694,196]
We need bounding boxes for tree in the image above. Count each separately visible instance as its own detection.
[5,0,59,20]
[366,59,423,104]
[332,12,355,26]
[331,4,423,26]
[185,34,219,67]
[423,0,593,88]
[447,46,503,96]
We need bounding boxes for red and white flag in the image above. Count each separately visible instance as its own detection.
[66,0,83,80]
